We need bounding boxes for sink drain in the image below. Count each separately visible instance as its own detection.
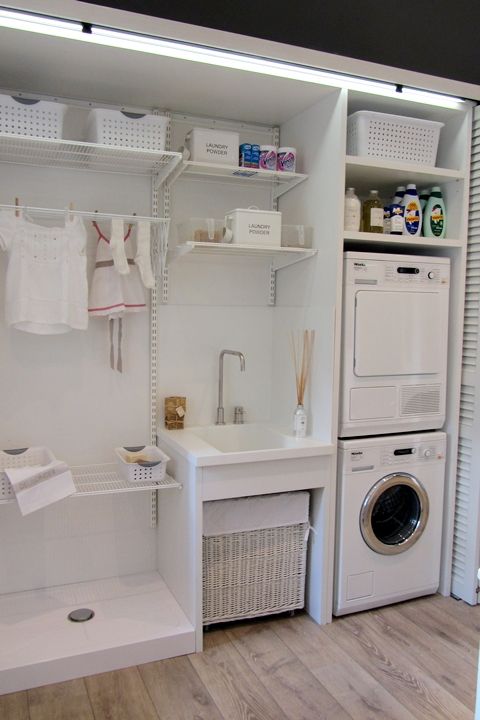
[68,608,95,622]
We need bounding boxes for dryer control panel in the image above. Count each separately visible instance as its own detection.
[345,255,450,289]
[341,434,446,473]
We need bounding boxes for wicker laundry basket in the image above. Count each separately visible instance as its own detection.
[202,491,310,625]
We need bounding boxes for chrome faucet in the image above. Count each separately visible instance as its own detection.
[216,350,246,425]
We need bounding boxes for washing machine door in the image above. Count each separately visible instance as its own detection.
[360,472,429,555]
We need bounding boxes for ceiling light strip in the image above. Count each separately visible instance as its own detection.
[0,7,465,109]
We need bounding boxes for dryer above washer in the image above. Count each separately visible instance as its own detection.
[339,251,450,438]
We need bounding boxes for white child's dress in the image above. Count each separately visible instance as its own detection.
[88,221,146,371]
[0,210,88,334]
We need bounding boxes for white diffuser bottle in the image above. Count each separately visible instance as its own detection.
[291,330,315,438]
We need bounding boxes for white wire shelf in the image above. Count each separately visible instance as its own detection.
[180,161,308,199]
[169,241,317,270]
[0,133,183,184]
[0,463,180,505]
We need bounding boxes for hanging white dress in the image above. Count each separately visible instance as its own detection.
[0,210,88,334]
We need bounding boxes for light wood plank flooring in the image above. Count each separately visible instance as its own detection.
[1,594,479,720]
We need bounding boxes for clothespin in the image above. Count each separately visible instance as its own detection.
[14,197,20,218]
[68,202,74,221]
[128,212,136,233]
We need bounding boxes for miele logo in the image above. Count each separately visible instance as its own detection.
[353,262,366,267]
[351,451,363,457]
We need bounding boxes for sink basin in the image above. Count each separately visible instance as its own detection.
[157,422,334,466]
[189,423,296,452]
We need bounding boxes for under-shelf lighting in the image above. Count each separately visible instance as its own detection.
[0,7,466,110]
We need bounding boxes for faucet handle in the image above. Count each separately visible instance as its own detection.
[233,406,245,424]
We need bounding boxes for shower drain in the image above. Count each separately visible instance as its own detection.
[68,608,95,622]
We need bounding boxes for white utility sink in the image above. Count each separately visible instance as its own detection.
[189,423,296,452]
[157,422,334,466]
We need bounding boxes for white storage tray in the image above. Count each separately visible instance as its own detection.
[347,110,444,166]
[115,445,169,484]
[0,446,57,502]
[86,109,169,150]
[0,95,66,139]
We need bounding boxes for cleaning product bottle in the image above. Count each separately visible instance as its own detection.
[419,188,430,212]
[362,190,384,233]
[390,202,404,235]
[402,183,422,237]
[344,187,361,231]
[392,185,406,205]
[423,186,446,238]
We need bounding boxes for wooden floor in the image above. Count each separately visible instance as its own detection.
[1,593,479,719]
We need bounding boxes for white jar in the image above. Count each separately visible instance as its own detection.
[344,187,361,231]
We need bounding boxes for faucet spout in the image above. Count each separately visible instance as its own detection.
[216,349,246,425]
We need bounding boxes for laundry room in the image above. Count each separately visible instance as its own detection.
[0,1,479,717]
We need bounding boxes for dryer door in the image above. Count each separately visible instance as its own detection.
[360,472,429,555]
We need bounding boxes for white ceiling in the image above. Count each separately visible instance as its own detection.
[0,26,335,126]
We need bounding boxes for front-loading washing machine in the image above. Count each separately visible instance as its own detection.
[334,431,446,616]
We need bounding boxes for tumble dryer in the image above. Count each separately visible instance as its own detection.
[339,251,450,438]
[334,431,446,616]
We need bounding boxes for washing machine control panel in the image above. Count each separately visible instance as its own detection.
[346,257,450,288]
[344,438,445,472]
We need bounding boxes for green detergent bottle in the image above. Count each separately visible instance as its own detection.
[423,186,446,238]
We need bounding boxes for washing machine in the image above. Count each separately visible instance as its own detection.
[334,431,446,616]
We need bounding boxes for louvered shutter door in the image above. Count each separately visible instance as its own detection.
[452,105,480,604]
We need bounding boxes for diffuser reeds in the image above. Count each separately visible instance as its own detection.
[290,330,315,405]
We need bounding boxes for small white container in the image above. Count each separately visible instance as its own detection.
[0,95,66,139]
[259,144,277,170]
[86,109,169,150]
[185,127,239,165]
[177,217,224,244]
[224,207,282,247]
[115,445,169,484]
[281,225,313,248]
[277,147,297,172]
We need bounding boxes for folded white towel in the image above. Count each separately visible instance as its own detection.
[5,460,76,515]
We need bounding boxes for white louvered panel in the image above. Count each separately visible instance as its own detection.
[453,107,480,603]
[460,386,475,425]
[451,438,472,588]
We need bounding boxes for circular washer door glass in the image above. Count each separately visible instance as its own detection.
[360,472,429,555]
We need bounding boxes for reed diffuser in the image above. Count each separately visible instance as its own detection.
[290,330,315,438]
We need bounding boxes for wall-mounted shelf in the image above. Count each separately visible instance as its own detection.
[0,133,183,185]
[0,463,180,505]
[345,155,464,195]
[180,161,308,199]
[169,240,317,271]
[343,230,464,249]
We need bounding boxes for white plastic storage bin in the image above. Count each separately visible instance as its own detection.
[115,445,169,484]
[224,207,282,246]
[177,217,225,243]
[347,110,444,165]
[202,491,310,625]
[185,127,239,165]
[0,95,66,139]
[86,109,169,150]
[0,446,56,502]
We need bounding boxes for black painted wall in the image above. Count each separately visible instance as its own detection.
[87,1,480,87]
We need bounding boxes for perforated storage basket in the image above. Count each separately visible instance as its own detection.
[115,445,169,484]
[0,95,66,139]
[86,109,169,150]
[347,111,444,165]
[0,447,56,502]
[202,492,310,625]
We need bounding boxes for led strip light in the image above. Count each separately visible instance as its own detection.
[0,7,466,109]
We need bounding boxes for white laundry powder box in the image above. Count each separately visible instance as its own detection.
[224,207,282,247]
[185,127,239,165]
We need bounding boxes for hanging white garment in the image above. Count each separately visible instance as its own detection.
[0,210,88,334]
[88,220,147,371]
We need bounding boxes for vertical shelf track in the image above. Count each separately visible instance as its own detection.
[268,126,281,306]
